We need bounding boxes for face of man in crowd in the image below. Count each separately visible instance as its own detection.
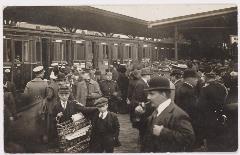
[106,74,112,81]
[189,77,198,87]
[83,73,91,82]
[58,92,70,102]
[147,91,167,108]
[97,104,108,113]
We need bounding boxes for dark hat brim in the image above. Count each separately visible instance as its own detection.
[144,87,174,91]
[96,103,107,107]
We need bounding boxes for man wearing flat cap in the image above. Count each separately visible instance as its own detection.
[89,97,121,153]
[198,72,228,151]
[141,76,195,152]
[24,66,48,104]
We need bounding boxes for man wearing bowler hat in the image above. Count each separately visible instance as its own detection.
[142,76,195,152]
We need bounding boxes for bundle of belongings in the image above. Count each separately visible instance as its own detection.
[56,112,92,153]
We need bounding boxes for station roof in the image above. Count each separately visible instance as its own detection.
[3,6,149,36]
[3,6,237,38]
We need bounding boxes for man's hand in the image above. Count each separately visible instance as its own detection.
[57,112,63,118]
[113,92,118,96]
[126,98,130,104]
[135,105,145,114]
[153,125,164,136]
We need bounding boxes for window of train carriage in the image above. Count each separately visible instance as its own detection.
[23,41,33,62]
[14,41,23,62]
[128,46,132,58]
[29,40,36,62]
[143,47,146,58]
[3,39,12,62]
[74,43,85,60]
[103,44,109,59]
[36,41,41,62]
[53,42,66,61]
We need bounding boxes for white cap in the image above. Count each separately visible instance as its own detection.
[4,69,11,73]
[33,66,44,73]
[230,71,238,77]
[51,63,58,67]
[50,71,57,79]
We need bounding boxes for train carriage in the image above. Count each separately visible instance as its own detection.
[3,25,156,93]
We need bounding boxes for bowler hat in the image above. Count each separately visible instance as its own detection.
[94,97,108,107]
[183,69,198,79]
[56,72,66,81]
[170,69,182,76]
[145,76,174,91]
[205,72,216,78]
[141,68,152,75]
[58,85,70,94]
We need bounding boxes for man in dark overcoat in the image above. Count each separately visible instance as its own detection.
[142,76,195,152]
[174,69,200,148]
[130,68,154,150]
[99,72,120,113]
[198,72,228,151]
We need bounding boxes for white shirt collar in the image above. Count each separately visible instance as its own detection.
[142,78,149,86]
[61,100,68,109]
[99,111,108,119]
[156,99,171,116]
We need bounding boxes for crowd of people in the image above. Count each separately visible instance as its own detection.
[4,58,238,152]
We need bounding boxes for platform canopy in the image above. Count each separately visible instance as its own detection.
[147,7,237,38]
[3,6,149,37]
[3,6,238,39]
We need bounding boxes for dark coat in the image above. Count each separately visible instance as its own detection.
[130,78,151,130]
[131,78,149,105]
[99,80,119,98]
[89,111,120,152]
[142,102,195,152]
[175,82,198,122]
[117,73,129,100]
[198,81,228,138]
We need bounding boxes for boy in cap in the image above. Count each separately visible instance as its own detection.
[89,97,120,153]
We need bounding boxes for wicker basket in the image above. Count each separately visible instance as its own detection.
[56,113,92,153]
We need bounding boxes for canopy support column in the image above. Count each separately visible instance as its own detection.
[174,25,178,60]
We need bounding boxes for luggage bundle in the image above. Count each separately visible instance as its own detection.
[56,113,92,153]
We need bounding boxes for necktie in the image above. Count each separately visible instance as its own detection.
[100,112,105,119]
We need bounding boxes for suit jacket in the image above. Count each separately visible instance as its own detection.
[143,102,195,152]
[90,111,120,151]
[131,78,149,106]
[76,79,102,106]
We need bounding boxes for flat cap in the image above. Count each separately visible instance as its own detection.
[4,69,11,73]
[33,66,44,73]
[94,97,108,107]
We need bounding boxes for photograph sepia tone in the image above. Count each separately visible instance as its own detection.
[3,4,238,153]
